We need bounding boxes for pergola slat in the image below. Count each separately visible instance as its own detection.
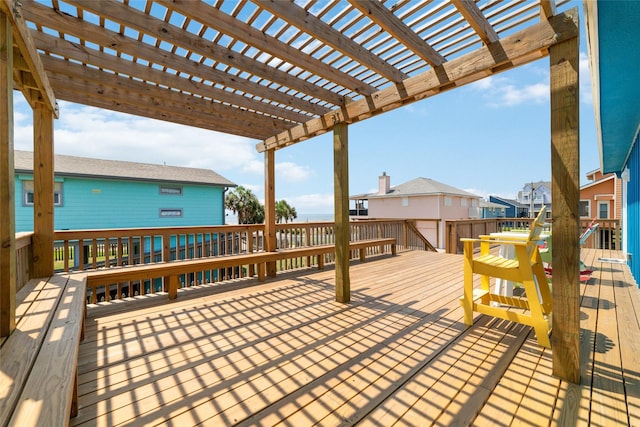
[33,33,313,124]
[259,9,578,152]
[46,71,285,138]
[22,0,326,117]
[450,0,500,45]
[348,0,446,67]
[257,0,408,83]
[65,0,346,107]
[155,0,377,97]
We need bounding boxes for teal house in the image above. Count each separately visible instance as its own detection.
[14,150,235,232]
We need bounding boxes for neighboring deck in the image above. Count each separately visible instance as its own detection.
[72,248,639,426]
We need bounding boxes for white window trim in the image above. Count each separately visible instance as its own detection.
[598,201,609,219]
[22,180,63,207]
[159,208,184,218]
[159,185,183,196]
[579,200,591,218]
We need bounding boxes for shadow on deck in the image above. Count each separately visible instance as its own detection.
[73,248,640,426]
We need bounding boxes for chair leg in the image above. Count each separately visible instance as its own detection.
[462,261,474,326]
[522,274,551,348]
[534,263,552,314]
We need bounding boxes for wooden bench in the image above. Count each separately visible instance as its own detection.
[86,238,397,301]
[0,274,86,426]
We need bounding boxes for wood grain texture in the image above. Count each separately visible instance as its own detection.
[0,10,16,337]
[32,103,54,278]
[67,249,638,426]
[550,32,581,383]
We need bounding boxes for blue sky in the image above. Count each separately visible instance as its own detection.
[13,1,597,215]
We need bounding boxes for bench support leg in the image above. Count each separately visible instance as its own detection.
[168,275,178,299]
[71,367,78,418]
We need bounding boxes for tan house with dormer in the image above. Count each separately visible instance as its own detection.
[579,168,622,249]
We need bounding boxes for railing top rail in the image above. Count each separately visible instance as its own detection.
[54,224,265,239]
[353,218,442,223]
[16,232,34,250]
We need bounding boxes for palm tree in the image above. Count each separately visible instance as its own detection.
[275,200,298,223]
[225,186,265,224]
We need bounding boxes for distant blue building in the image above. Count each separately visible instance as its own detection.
[488,196,528,218]
[14,150,235,232]
[480,199,507,218]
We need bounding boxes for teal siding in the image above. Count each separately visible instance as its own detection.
[627,137,639,286]
[15,175,226,232]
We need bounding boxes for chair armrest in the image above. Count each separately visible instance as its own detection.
[462,236,530,246]
[473,238,532,246]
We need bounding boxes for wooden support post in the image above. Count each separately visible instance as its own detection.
[550,32,580,383]
[334,122,350,303]
[0,11,16,337]
[32,103,55,277]
[264,149,277,277]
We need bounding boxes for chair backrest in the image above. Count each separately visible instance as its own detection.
[526,206,547,257]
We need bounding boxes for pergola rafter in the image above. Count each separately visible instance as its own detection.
[348,0,446,68]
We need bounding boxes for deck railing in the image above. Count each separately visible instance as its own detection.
[445,217,622,254]
[579,218,621,250]
[15,232,34,292]
[2,219,428,303]
[8,220,433,306]
[53,224,265,272]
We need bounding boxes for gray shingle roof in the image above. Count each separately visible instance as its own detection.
[14,150,236,187]
[365,177,480,198]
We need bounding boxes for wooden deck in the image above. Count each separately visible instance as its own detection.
[72,248,640,426]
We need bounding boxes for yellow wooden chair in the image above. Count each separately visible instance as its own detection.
[460,206,552,347]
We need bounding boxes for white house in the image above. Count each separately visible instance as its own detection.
[516,180,552,218]
[350,173,482,249]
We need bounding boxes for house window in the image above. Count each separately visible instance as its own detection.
[160,208,183,218]
[160,185,183,195]
[598,202,609,219]
[22,180,63,206]
[402,197,409,207]
[579,200,590,217]
[471,199,478,208]
[461,198,468,207]
[444,196,452,206]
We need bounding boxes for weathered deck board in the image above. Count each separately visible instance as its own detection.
[71,249,638,426]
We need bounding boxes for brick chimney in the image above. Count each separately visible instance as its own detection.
[379,172,390,195]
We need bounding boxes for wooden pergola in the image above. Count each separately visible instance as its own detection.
[1,0,580,382]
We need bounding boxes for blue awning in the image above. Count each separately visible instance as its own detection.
[585,1,640,174]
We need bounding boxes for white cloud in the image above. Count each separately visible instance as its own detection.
[404,104,430,117]
[472,54,593,108]
[286,193,334,213]
[13,101,311,182]
[579,52,593,105]
[470,67,549,107]
[470,76,495,91]
[277,161,312,181]
[497,82,549,106]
